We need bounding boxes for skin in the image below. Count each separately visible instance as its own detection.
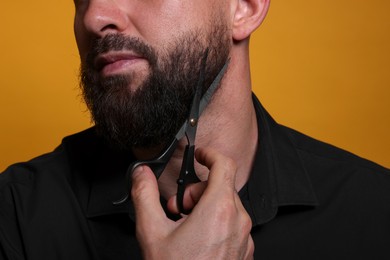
[74,0,270,258]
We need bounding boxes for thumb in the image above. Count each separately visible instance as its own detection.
[131,166,167,232]
[167,181,208,214]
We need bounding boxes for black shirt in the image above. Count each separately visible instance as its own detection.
[1,95,390,259]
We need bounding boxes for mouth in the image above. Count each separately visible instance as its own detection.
[94,52,147,77]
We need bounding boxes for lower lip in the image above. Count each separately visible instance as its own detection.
[101,58,146,77]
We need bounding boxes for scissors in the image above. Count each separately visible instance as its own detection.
[113,50,230,214]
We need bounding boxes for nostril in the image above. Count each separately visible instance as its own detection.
[101,23,119,33]
[80,1,130,37]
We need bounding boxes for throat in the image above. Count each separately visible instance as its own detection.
[131,144,166,161]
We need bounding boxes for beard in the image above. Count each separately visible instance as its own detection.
[80,22,231,151]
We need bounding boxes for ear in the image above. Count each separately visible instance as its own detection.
[232,0,270,41]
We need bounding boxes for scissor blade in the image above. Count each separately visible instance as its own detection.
[198,59,230,115]
[174,59,230,141]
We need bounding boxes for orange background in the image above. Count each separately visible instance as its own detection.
[1,0,389,171]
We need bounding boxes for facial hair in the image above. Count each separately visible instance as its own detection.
[80,23,230,151]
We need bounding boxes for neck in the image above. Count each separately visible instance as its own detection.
[156,48,258,199]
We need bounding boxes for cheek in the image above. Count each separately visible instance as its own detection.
[129,1,205,44]
[73,17,89,62]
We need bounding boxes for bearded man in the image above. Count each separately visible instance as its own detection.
[1,0,390,259]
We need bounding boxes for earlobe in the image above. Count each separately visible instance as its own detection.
[232,0,270,41]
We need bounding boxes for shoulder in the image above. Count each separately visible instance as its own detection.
[0,128,98,195]
[282,125,389,174]
[0,146,68,190]
[0,128,101,259]
[281,126,390,203]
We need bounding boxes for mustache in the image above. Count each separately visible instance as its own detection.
[85,34,158,70]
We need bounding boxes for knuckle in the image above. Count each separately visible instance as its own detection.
[241,212,252,234]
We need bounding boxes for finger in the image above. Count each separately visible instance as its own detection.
[195,147,237,192]
[167,181,208,214]
[131,166,168,234]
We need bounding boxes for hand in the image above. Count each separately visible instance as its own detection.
[131,147,254,259]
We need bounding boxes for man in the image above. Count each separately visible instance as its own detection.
[1,0,389,259]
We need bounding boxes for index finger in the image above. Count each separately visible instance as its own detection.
[195,147,237,192]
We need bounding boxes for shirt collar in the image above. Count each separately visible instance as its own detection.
[66,95,318,222]
[244,94,318,226]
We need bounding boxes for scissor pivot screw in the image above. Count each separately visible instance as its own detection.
[190,118,197,127]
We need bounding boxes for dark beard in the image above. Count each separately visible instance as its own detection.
[80,26,230,150]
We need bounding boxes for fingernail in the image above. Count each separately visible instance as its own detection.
[132,166,144,179]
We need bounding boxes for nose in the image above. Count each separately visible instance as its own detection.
[81,0,130,37]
